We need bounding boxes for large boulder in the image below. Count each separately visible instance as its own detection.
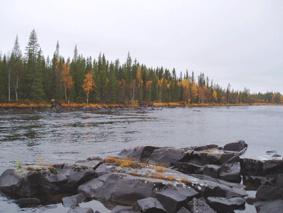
[0,169,26,198]
[62,193,86,208]
[255,199,283,213]
[119,146,158,161]
[219,162,241,183]
[256,184,283,201]
[148,147,186,167]
[78,173,161,206]
[67,207,94,213]
[0,161,100,204]
[206,196,245,212]
[188,198,216,213]
[134,197,166,213]
[223,140,247,152]
[155,186,198,213]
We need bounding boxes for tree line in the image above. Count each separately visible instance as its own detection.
[0,30,282,104]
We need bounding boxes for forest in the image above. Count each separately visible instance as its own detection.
[0,30,282,105]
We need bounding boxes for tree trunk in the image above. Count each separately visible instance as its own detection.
[8,69,11,102]
[64,86,67,103]
[86,93,89,104]
[15,77,19,101]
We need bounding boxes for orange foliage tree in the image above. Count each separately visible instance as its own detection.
[82,71,95,104]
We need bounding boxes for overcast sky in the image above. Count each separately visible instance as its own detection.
[1,0,283,93]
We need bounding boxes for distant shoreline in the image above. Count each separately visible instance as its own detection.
[0,102,281,110]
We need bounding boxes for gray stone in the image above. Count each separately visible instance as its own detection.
[62,193,86,208]
[135,197,166,213]
[67,207,94,213]
[219,162,241,183]
[255,199,283,213]
[207,196,246,212]
[188,198,216,213]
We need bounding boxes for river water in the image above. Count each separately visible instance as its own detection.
[0,105,282,212]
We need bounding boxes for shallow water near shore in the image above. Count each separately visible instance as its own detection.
[0,105,282,212]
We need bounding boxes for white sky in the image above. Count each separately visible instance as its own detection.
[1,0,283,93]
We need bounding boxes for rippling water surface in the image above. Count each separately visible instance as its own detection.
[0,106,283,212]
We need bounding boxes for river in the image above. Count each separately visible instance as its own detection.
[0,105,282,212]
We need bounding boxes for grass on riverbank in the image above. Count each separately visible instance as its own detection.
[0,101,279,109]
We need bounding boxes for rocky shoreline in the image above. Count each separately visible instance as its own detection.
[0,141,282,213]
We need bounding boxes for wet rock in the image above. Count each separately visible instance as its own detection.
[94,163,114,177]
[256,184,283,201]
[241,158,263,176]
[155,187,198,213]
[203,164,220,178]
[262,160,283,174]
[0,169,25,198]
[174,161,204,174]
[79,173,160,206]
[219,162,241,183]
[243,175,271,190]
[276,173,283,187]
[67,207,94,213]
[0,162,98,204]
[135,197,166,213]
[74,159,102,170]
[119,146,158,161]
[111,205,138,213]
[207,196,245,212]
[149,147,186,167]
[177,207,191,213]
[16,197,41,208]
[194,175,247,198]
[223,140,247,152]
[255,199,283,213]
[62,193,86,208]
[188,198,216,213]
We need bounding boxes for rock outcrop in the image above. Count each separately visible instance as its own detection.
[1,140,281,212]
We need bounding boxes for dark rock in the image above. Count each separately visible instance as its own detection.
[219,162,241,183]
[177,207,191,213]
[240,158,263,176]
[67,207,94,213]
[0,162,98,204]
[0,169,25,198]
[74,159,102,170]
[223,140,247,152]
[62,193,86,208]
[256,184,283,201]
[119,146,158,161]
[111,205,138,213]
[194,175,247,198]
[188,198,216,213]
[262,160,283,173]
[155,186,198,213]
[149,147,186,167]
[207,196,245,212]
[246,196,256,205]
[255,199,283,213]
[276,173,283,187]
[193,144,219,151]
[79,173,159,206]
[16,197,41,208]
[95,163,114,176]
[174,161,204,174]
[243,175,272,190]
[203,164,220,178]
[135,197,166,213]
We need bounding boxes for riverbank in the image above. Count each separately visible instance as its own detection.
[0,101,279,110]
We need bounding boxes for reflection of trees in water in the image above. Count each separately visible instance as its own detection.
[1,114,43,146]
